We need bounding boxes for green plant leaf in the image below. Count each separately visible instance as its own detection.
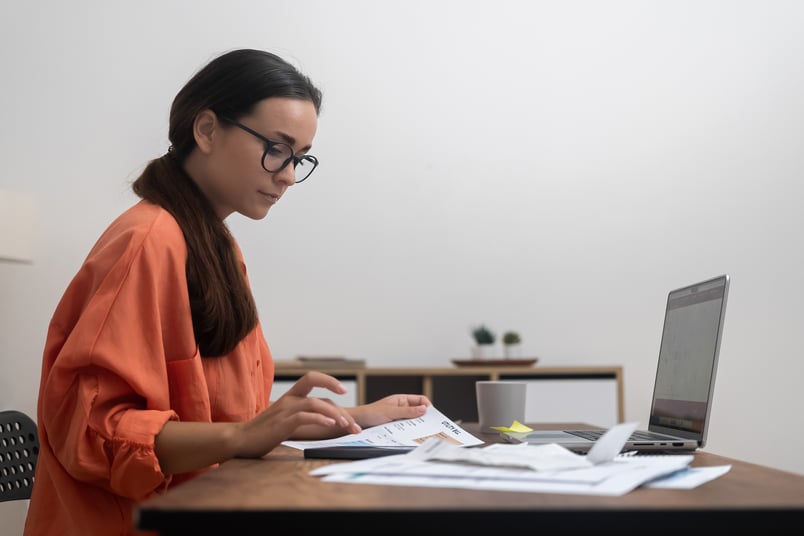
[471,325,496,345]
[502,331,521,345]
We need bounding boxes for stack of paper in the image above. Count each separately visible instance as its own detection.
[309,431,694,496]
[285,407,729,496]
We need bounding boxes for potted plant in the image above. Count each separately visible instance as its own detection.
[471,325,496,359]
[502,331,522,358]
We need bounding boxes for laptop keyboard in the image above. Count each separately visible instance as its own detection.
[566,430,674,442]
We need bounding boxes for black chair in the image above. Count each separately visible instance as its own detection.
[0,410,39,502]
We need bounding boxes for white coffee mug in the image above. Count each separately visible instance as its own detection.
[475,380,527,433]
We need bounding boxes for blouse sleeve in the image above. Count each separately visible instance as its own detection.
[40,208,201,500]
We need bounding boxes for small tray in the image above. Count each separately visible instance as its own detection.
[451,358,538,367]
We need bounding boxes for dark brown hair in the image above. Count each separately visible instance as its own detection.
[132,49,322,357]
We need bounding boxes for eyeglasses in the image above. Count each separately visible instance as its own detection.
[218,116,319,183]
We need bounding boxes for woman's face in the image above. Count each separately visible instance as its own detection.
[195,97,319,220]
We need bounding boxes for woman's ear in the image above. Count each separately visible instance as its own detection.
[193,109,218,154]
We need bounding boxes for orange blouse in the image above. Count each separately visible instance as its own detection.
[24,200,274,536]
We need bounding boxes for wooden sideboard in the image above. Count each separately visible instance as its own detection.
[273,364,624,425]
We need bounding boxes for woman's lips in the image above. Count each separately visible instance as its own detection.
[259,191,280,204]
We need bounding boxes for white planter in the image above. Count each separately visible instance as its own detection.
[472,344,497,359]
[503,344,522,359]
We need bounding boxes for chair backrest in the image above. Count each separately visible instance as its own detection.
[0,410,39,502]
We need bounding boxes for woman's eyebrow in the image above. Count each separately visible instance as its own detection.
[273,131,312,153]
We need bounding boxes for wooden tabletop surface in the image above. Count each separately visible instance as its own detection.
[135,422,804,533]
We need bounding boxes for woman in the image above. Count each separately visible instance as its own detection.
[24,49,430,536]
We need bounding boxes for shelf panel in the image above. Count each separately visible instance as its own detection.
[271,364,624,424]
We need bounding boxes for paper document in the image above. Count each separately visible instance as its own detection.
[408,439,592,471]
[309,421,699,496]
[311,448,694,496]
[646,465,732,489]
[404,421,638,471]
[282,405,483,451]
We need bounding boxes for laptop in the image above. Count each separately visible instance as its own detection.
[502,274,730,453]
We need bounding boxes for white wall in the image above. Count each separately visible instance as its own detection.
[1,0,803,525]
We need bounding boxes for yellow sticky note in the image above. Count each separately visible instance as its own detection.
[490,420,533,433]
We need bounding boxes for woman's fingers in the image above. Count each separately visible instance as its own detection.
[275,374,360,433]
[394,394,432,407]
[286,370,348,397]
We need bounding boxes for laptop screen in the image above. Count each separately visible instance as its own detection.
[648,275,729,444]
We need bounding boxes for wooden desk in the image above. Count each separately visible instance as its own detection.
[134,423,804,534]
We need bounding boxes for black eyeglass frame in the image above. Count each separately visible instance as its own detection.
[217,115,319,183]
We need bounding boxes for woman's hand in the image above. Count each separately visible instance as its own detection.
[349,393,431,428]
[156,371,359,473]
[155,373,432,474]
[233,371,362,456]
